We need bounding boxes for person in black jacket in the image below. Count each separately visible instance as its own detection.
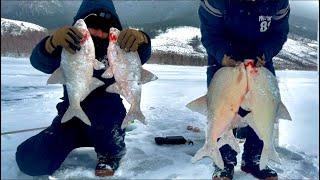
[199,0,290,179]
[15,0,151,177]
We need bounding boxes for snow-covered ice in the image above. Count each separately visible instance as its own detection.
[1,57,319,179]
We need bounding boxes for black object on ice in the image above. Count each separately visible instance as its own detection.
[155,136,193,145]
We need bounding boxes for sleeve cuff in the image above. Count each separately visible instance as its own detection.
[215,49,225,65]
[40,36,61,58]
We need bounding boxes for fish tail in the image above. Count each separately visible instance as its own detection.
[259,145,281,170]
[270,145,281,164]
[191,143,224,169]
[121,107,146,129]
[61,106,91,126]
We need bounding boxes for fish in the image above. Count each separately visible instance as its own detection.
[102,27,158,129]
[241,59,292,170]
[187,63,248,169]
[187,60,292,170]
[47,19,105,126]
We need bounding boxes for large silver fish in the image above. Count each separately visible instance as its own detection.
[187,64,248,169]
[47,19,105,126]
[102,27,157,129]
[187,60,292,170]
[241,59,292,170]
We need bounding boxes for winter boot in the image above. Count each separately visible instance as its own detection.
[241,161,278,180]
[95,154,121,177]
[212,164,234,180]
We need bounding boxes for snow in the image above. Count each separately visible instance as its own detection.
[152,26,206,57]
[280,38,318,64]
[1,18,47,36]
[1,57,319,179]
[151,26,318,68]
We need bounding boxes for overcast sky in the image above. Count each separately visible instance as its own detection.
[290,1,319,20]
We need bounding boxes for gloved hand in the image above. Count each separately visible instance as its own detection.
[117,28,148,52]
[221,55,240,67]
[45,26,83,54]
[255,54,266,67]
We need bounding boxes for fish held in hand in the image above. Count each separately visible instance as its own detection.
[241,59,291,170]
[187,64,247,169]
[102,27,157,129]
[47,19,105,126]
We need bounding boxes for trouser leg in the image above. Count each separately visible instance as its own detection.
[16,116,90,176]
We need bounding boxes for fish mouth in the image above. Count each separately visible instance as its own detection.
[244,59,255,68]
[108,27,120,42]
[80,30,90,45]
[109,33,117,42]
[74,19,87,30]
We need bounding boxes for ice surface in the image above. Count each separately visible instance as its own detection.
[1,57,319,179]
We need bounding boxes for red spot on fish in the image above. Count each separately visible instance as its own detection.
[244,59,255,68]
[109,33,117,42]
[80,30,90,45]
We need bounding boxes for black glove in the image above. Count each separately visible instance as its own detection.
[117,28,148,52]
[45,26,83,54]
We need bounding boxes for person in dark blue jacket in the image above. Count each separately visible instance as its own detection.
[15,0,151,177]
[199,0,289,179]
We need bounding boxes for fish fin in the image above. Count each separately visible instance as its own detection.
[90,77,104,92]
[47,67,65,84]
[259,147,269,170]
[93,59,105,70]
[186,95,208,116]
[273,122,280,147]
[101,67,113,78]
[121,106,146,129]
[140,68,158,85]
[106,82,122,95]
[81,77,104,101]
[259,146,281,170]
[277,101,292,121]
[61,106,91,126]
[242,112,254,128]
[270,145,281,164]
[191,143,224,169]
[218,130,240,153]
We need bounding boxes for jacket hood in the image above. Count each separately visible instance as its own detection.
[73,0,122,30]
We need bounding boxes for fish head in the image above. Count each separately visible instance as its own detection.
[244,59,259,77]
[74,19,87,30]
[73,19,91,46]
[109,27,120,43]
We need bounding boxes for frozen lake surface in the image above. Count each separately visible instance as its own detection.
[1,57,319,179]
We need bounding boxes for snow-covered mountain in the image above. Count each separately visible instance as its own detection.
[2,1,318,40]
[151,26,318,70]
[1,18,47,36]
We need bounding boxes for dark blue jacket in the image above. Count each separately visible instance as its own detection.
[16,1,151,176]
[29,0,152,115]
[199,0,290,66]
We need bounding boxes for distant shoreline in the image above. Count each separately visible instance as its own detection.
[1,52,317,71]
